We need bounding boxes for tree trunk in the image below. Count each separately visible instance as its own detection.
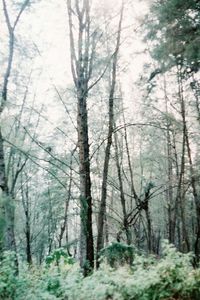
[67,0,95,275]
[114,130,131,245]
[58,153,73,248]
[177,65,190,252]
[0,0,30,270]
[0,127,17,256]
[21,175,32,265]
[164,78,176,244]
[96,5,123,268]
[185,123,200,262]
[77,93,94,274]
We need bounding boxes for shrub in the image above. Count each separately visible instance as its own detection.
[0,251,18,299]
[1,241,200,300]
[99,242,135,268]
[45,248,75,267]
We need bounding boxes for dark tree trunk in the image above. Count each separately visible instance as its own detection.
[185,122,200,262]
[176,65,190,252]
[25,214,32,265]
[77,93,94,274]
[21,177,32,265]
[164,87,174,243]
[67,0,96,275]
[114,130,131,245]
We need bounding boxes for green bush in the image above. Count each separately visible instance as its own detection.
[45,248,75,266]
[0,251,18,299]
[63,241,200,300]
[99,242,135,267]
[1,241,200,300]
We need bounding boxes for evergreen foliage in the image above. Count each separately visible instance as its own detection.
[146,0,200,72]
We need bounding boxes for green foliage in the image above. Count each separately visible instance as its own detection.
[16,259,78,300]
[145,0,200,72]
[60,242,200,300]
[0,251,18,299]
[45,248,75,266]
[99,242,135,267]
[1,242,200,299]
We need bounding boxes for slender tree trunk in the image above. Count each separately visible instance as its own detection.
[190,76,200,126]
[177,65,190,252]
[21,175,32,265]
[121,100,143,243]
[145,206,152,253]
[166,127,174,244]
[0,0,30,271]
[67,0,95,275]
[185,124,200,261]
[96,5,123,268]
[170,130,179,243]
[122,109,138,207]
[114,130,131,245]
[46,184,54,255]
[0,127,17,261]
[188,76,200,261]
[25,206,32,266]
[142,184,153,253]
[0,157,5,253]
[77,93,94,273]
[58,153,73,248]
[163,77,174,243]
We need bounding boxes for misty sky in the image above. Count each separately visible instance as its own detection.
[0,0,150,138]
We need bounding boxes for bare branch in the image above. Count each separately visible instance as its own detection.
[13,0,30,31]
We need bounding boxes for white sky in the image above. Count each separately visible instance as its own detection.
[1,0,150,138]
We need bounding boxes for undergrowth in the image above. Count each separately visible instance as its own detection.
[0,241,200,300]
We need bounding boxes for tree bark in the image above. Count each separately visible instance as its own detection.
[67,0,95,275]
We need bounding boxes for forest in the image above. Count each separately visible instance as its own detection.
[0,0,200,299]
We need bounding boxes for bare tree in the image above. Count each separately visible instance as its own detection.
[0,0,30,266]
